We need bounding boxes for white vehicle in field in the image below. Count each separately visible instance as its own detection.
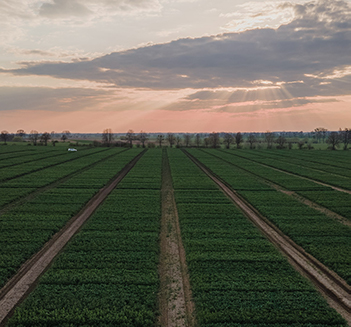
[68,148,77,152]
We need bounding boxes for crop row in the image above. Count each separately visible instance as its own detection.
[0,148,128,209]
[0,147,108,183]
[222,149,351,190]
[252,148,351,166]
[0,147,38,156]
[7,149,163,326]
[250,149,351,178]
[0,149,142,289]
[204,149,351,221]
[168,149,345,326]
[188,149,351,286]
[0,148,69,169]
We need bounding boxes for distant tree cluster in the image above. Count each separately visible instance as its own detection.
[2,127,350,151]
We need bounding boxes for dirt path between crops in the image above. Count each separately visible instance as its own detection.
[0,150,146,327]
[222,150,351,195]
[203,150,351,228]
[260,179,351,228]
[0,149,129,216]
[184,150,351,326]
[158,149,196,327]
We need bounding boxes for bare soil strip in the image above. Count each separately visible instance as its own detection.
[0,149,74,170]
[224,151,351,195]
[247,150,351,179]
[264,163,351,194]
[184,150,351,325]
[0,147,110,184]
[255,178,351,228]
[289,191,351,228]
[158,149,196,327]
[0,149,129,216]
[0,150,146,326]
[203,150,351,227]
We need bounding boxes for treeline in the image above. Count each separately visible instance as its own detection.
[1,127,350,150]
[0,130,72,146]
[97,128,351,150]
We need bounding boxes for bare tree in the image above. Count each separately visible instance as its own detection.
[314,127,322,143]
[1,130,9,144]
[139,131,147,148]
[209,132,219,148]
[195,134,201,147]
[29,130,39,145]
[126,129,134,147]
[297,140,305,150]
[327,132,341,150]
[314,127,328,143]
[16,129,26,139]
[235,132,243,149]
[224,133,233,149]
[61,130,71,142]
[321,128,328,143]
[157,134,164,147]
[204,137,210,148]
[339,128,351,150]
[247,133,256,149]
[276,135,287,149]
[176,136,182,147]
[265,131,275,149]
[184,134,192,147]
[40,132,51,146]
[167,133,175,148]
[102,128,113,146]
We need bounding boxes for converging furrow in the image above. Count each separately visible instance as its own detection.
[0,150,146,326]
[184,149,351,325]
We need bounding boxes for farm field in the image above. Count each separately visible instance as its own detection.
[0,147,143,288]
[221,149,351,190]
[168,149,347,326]
[187,148,351,286]
[0,146,350,326]
[6,149,162,326]
[208,149,351,221]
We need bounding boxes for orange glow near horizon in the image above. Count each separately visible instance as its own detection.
[1,95,351,133]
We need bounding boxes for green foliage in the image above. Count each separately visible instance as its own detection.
[168,149,346,326]
[205,149,351,220]
[8,149,163,326]
[189,148,351,287]
[0,148,143,289]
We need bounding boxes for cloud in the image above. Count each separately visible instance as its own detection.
[162,85,342,112]
[39,0,92,18]
[214,98,340,114]
[0,86,115,112]
[220,1,299,32]
[0,0,161,23]
[2,0,351,100]
[38,0,162,18]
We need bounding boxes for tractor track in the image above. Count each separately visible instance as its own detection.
[0,149,146,326]
[0,148,129,216]
[219,150,351,195]
[0,147,110,184]
[158,149,196,327]
[183,149,351,325]
[0,149,72,170]
[200,149,351,227]
[243,149,351,171]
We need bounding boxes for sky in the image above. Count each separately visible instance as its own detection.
[0,0,351,133]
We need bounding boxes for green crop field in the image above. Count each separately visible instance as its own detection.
[0,145,350,326]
